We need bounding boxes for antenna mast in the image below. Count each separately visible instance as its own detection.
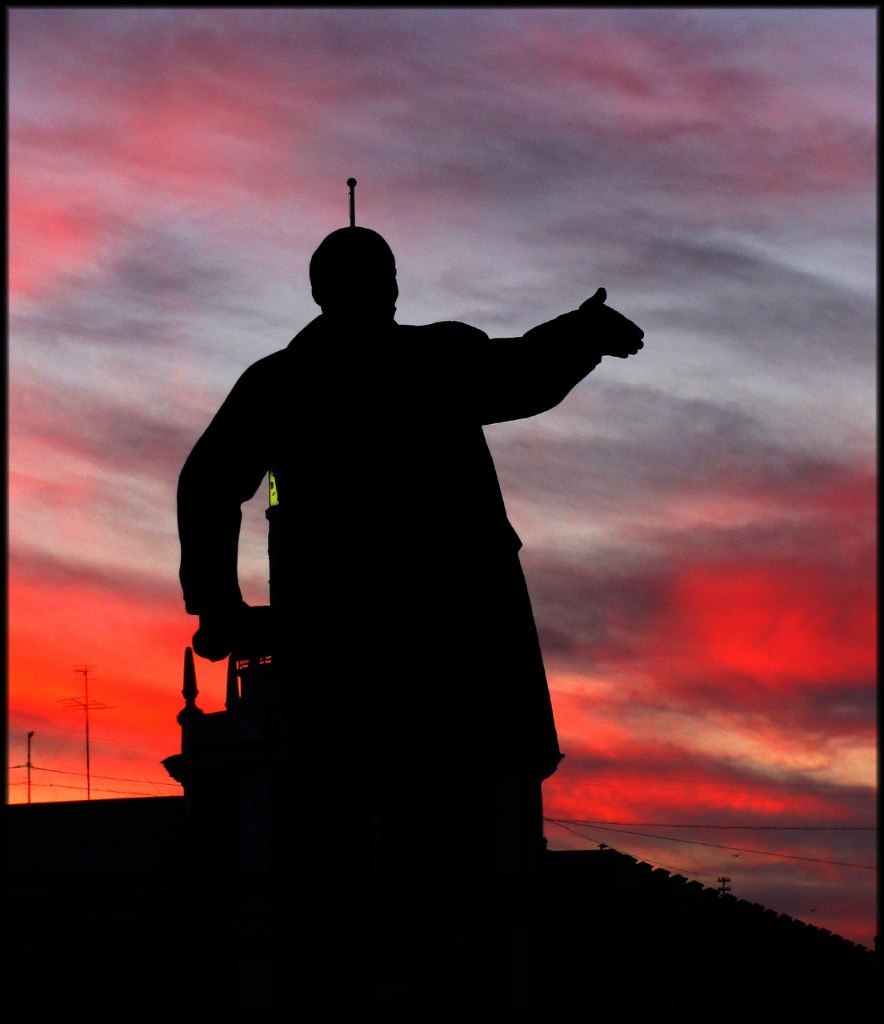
[58,665,112,800]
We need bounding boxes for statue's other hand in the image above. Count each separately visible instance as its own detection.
[192,620,232,662]
[192,603,247,662]
[580,287,645,358]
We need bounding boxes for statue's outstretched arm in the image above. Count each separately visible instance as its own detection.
[474,288,645,424]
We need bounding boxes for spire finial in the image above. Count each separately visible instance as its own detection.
[347,178,357,227]
[183,646,198,706]
[177,646,204,724]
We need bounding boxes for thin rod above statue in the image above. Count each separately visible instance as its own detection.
[347,177,357,227]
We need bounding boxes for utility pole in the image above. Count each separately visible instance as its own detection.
[26,731,34,804]
[717,876,732,898]
[58,665,112,800]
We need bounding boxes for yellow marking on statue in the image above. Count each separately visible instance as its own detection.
[269,471,279,507]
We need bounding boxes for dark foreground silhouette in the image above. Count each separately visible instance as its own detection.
[177,217,645,1010]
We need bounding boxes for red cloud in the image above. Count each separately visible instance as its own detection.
[541,722,866,826]
[6,561,247,804]
[657,560,875,687]
[566,459,878,700]
[10,576,182,695]
[546,768,860,826]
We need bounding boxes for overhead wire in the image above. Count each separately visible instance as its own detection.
[544,818,876,869]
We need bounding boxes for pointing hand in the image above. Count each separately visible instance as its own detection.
[580,288,645,358]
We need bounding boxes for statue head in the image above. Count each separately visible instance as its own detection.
[309,227,398,323]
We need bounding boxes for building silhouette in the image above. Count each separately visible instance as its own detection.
[5,646,877,1019]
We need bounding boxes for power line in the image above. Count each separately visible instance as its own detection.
[544,819,876,870]
[8,780,179,799]
[5,764,180,788]
[546,821,746,898]
[26,765,180,786]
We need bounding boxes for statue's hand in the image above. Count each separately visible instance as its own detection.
[192,602,248,662]
[579,288,645,358]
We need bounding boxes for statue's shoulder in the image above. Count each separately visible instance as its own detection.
[221,349,292,408]
[239,347,291,383]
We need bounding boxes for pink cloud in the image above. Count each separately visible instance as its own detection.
[8,182,120,298]
[492,20,874,203]
[9,31,363,298]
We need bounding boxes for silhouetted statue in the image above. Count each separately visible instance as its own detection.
[177,202,644,1010]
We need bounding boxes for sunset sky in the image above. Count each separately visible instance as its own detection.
[7,8,876,948]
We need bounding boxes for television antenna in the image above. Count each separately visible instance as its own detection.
[57,665,113,800]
